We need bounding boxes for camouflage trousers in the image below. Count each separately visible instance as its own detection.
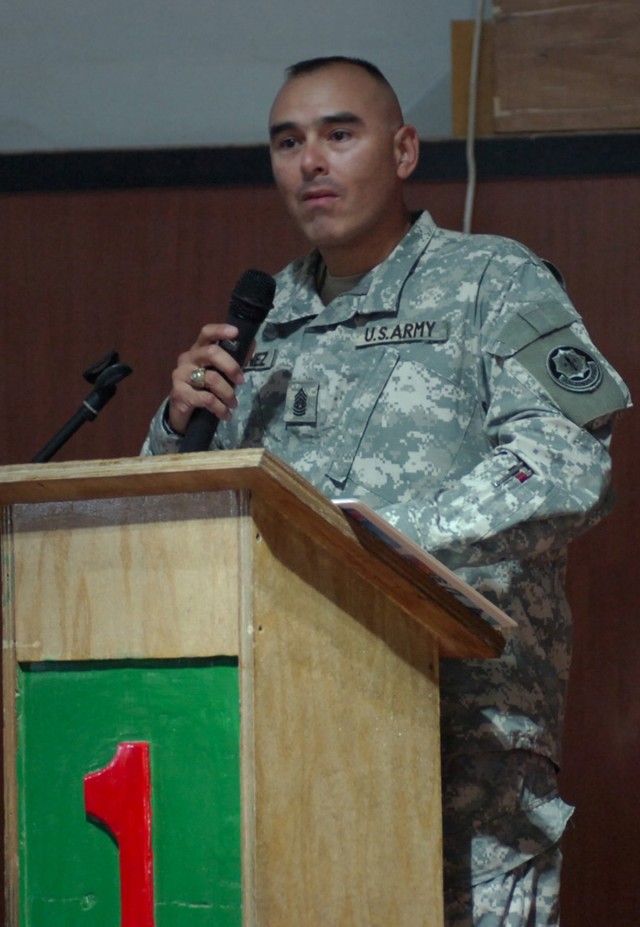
[442,750,573,927]
[445,842,562,926]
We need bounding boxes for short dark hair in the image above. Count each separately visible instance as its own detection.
[286,56,392,89]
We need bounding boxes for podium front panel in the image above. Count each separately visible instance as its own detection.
[8,491,243,661]
[1,461,451,927]
[17,659,241,926]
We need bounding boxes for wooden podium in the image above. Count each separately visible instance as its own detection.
[0,450,504,927]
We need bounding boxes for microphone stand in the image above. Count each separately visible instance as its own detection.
[32,351,133,463]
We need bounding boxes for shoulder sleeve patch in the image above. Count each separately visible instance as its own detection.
[510,326,629,427]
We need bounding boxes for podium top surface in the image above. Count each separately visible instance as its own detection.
[0,450,506,659]
[0,448,289,504]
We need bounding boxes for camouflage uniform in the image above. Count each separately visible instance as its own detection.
[143,211,630,925]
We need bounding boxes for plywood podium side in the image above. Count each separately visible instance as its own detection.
[0,451,504,927]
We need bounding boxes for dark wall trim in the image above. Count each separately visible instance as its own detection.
[1,133,638,194]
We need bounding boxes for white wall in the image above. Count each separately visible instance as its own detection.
[0,0,489,153]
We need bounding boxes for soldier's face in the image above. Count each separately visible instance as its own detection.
[269,64,416,272]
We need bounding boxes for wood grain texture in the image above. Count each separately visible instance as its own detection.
[451,20,495,138]
[1,508,19,927]
[7,491,243,661]
[492,1,640,132]
[248,496,443,926]
[0,454,506,660]
[0,454,500,924]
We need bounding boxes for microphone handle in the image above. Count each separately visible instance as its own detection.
[179,311,261,454]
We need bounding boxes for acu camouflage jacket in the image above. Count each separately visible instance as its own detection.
[144,210,630,764]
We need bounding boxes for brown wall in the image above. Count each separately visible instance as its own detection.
[1,172,638,923]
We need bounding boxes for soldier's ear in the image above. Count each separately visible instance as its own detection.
[394,125,419,181]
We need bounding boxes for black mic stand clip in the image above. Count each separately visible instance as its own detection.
[32,351,133,463]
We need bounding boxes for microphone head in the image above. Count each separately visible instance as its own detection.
[232,269,276,317]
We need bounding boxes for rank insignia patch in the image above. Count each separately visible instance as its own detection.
[284,381,319,425]
[546,346,603,393]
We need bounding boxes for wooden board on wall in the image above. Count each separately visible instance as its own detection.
[451,20,495,138]
[492,0,640,132]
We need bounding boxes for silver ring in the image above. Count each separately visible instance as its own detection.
[189,366,207,390]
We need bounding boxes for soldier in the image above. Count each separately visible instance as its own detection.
[143,57,630,926]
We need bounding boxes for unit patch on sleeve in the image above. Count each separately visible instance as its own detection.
[513,328,628,426]
[356,319,449,348]
[546,346,602,393]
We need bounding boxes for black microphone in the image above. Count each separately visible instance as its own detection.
[179,268,276,453]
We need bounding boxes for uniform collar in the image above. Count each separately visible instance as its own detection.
[268,211,438,329]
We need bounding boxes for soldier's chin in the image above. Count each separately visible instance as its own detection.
[301,219,350,250]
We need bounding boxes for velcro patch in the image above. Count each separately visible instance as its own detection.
[284,381,319,425]
[356,320,449,348]
[515,329,627,426]
[245,349,278,371]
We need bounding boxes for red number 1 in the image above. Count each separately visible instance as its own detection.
[84,742,155,927]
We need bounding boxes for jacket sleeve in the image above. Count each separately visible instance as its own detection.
[140,400,183,456]
[379,259,631,570]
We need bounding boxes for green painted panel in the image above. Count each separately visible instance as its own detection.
[18,659,241,926]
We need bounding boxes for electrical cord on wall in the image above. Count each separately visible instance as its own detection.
[463,0,486,234]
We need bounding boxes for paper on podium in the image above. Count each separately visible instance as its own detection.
[335,498,517,633]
